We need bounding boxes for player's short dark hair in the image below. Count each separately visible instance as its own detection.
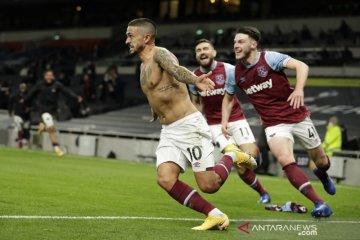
[236,26,261,43]
[194,38,215,49]
[128,18,157,38]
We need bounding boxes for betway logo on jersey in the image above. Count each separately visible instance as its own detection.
[244,79,273,95]
[199,88,225,97]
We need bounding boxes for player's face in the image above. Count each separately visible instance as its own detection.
[234,33,256,61]
[44,71,55,84]
[125,26,146,56]
[195,42,216,68]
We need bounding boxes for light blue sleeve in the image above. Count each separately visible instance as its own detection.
[188,84,198,95]
[224,63,236,94]
[264,51,291,72]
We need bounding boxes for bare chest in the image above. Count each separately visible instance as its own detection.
[140,63,162,89]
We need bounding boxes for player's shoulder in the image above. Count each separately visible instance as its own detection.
[221,62,235,78]
[154,46,178,62]
[263,50,291,67]
[218,62,235,73]
[155,46,167,53]
[264,50,289,59]
[154,46,174,56]
[263,50,279,58]
[221,62,235,69]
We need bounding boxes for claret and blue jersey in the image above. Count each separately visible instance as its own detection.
[226,51,310,127]
[189,61,245,125]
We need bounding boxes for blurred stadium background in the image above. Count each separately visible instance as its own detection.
[0,0,359,184]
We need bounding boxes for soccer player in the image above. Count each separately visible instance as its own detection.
[189,39,271,204]
[125,18,257,231]
[8,82,32,149]
[25,69,82,156]
[223,26,335,218]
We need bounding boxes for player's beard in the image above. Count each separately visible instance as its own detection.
[235,47,251,63]
[128,43,145,56]
[200,57,214,69]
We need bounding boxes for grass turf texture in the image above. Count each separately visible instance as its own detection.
[288,77,360,87]
[0,147,359,240]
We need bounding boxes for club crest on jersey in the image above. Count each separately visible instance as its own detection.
[214,74,225,85]
[257,66,268,77]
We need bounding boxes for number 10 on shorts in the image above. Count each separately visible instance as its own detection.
[186,146,202,162]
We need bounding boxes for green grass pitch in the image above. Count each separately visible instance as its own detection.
[0,147,359,240]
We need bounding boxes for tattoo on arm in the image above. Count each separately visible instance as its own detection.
[154,48,198,85]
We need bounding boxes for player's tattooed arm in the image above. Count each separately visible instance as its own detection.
[154,47,198,85]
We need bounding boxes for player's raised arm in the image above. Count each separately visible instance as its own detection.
[285,58,309,109]
[154,47,214,91]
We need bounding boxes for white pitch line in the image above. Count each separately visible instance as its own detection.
[0,216,359,224]
[0,216,201,221]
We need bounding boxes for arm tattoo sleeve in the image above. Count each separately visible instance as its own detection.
[154,48,198,85]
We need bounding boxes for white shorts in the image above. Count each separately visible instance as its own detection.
[13,115,30,130]
[265,117,322,149]
[156,112,215,172]
[41,112,55,128]
[13,115,24,130]
[209,119,256,151]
